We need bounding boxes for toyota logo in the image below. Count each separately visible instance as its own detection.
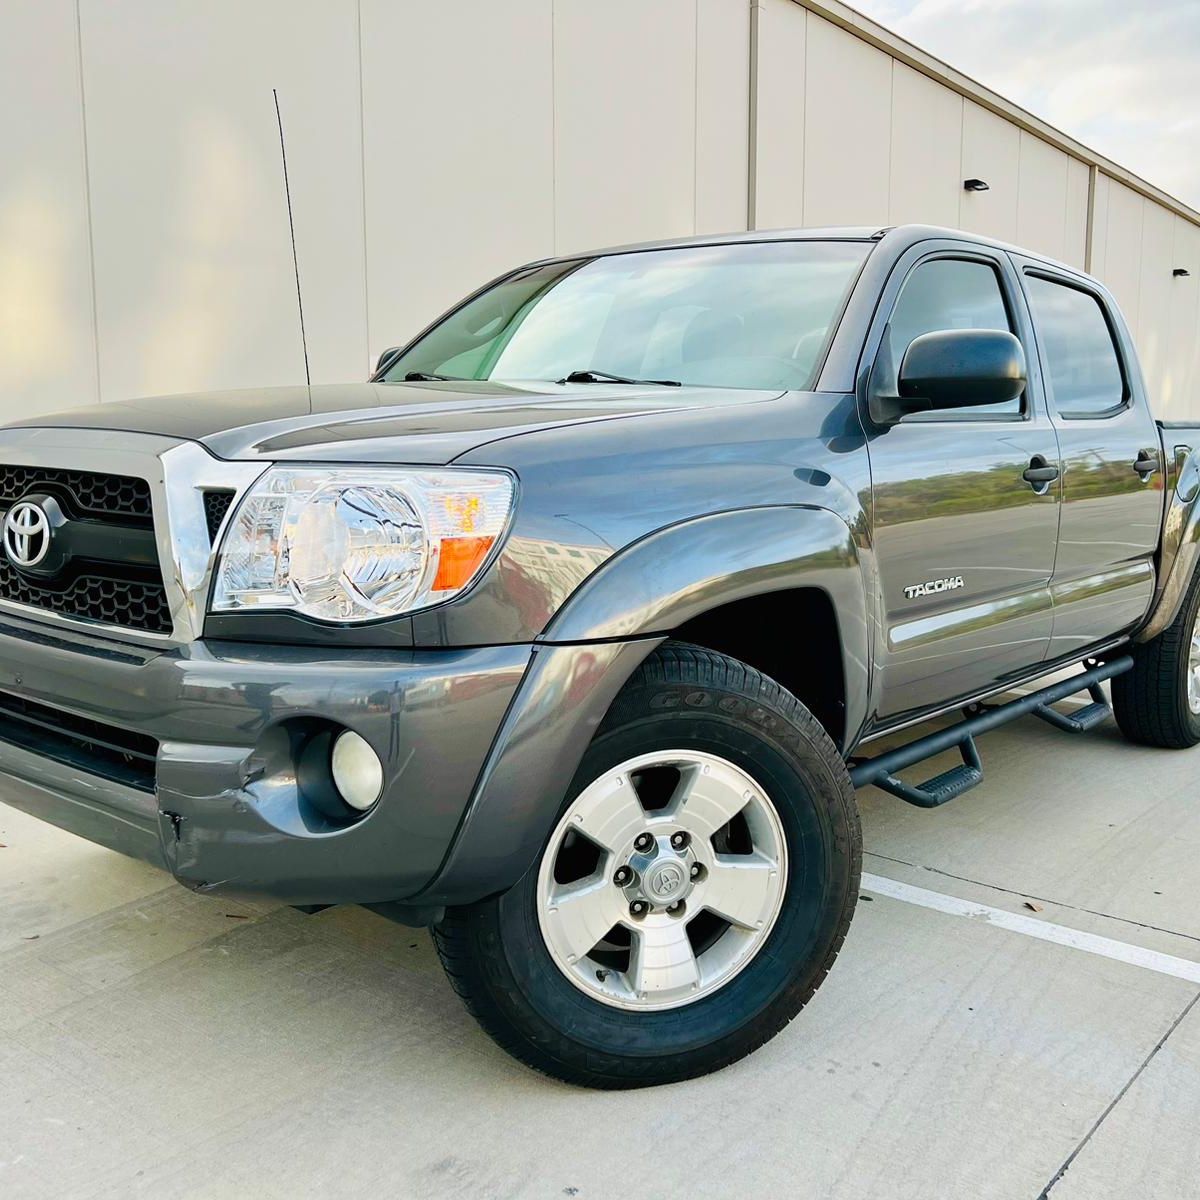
[646,861,687,902]
[4,500,51,569]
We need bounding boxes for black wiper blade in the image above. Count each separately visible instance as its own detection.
[557,369,681,387]
[403,371,466,382]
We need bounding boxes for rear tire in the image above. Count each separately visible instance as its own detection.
[1113,565,1200,748]
[433,641,861,1088]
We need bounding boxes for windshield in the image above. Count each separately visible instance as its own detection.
[382,240,871,391]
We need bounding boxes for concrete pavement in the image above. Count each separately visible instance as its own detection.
[1,708,1198,1199]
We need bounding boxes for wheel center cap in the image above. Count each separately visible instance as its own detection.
[644,858,688,904]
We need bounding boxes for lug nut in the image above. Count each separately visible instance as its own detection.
[629,900,648,917]
[667,901,684,916]
[634,832,654,853]
[670,831,690,851]
[613,866,633,887]
[689,863,703,879]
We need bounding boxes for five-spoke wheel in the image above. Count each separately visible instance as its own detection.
[537,750,786,1010]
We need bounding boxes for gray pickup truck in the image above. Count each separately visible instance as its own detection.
[2,224,1198,1088]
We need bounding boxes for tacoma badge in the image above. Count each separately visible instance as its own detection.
[903,576,965,599]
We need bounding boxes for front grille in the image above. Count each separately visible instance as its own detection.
[0,559,172,633]
[0,465,152,522]
[0,464,170,634]
[0,690,158,792]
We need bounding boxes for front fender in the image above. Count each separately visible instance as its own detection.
[417,505,870,906]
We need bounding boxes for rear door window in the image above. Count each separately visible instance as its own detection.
[1024,275,1127,418]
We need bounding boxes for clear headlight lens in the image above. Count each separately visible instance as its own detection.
[211,467,513,622]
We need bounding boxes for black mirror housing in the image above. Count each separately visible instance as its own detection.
[897,329,1026,412]
[374,346,401,376]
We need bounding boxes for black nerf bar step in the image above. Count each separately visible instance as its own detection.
[1032,682,1112,733]
[850,656,1133,809]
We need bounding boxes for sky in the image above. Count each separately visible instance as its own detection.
[848,0,1200,210]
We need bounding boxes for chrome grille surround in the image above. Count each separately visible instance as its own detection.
[0,429,265,646]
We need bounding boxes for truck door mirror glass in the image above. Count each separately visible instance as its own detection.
[894,329,1026,416]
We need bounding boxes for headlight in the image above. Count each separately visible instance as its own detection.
[210,467,514,622]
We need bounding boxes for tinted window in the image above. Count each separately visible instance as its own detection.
[878,257,1020,417]
[1025,275,1125,417]
[383,240,871,391]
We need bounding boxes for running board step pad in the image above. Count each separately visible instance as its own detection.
[879,763,984,809]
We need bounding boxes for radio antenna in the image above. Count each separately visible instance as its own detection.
[272,88,310,387]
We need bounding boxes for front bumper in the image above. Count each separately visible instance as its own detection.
[0,612,530,904]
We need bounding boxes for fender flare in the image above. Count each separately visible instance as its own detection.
[416,505,870,906]
[1139,447,1200,643]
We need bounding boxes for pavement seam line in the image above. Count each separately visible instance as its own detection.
[1036,989,1200,1198]
[861,873,1200,983]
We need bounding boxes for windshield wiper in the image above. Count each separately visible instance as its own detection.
[403,371,466,382]
[557,369,681,387]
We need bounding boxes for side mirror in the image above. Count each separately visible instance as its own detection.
[374,346,401,376]
[896,329,1026,414]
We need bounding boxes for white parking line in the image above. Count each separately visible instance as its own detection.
[862,872,1200,985]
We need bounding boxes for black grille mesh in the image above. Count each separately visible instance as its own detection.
[0,465,152,521]
[0,559,172,633]
[203,490,236,542]
[0,464,169,634]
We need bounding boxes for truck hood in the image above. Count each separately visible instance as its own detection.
[16,380,781,464]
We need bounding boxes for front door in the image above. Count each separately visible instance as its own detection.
[1017,263,1164,657]
[862,243,1062,726]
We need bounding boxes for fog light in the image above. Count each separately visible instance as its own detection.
[331,731,384,812]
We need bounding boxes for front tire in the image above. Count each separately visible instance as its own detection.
[1113,565,1200,749]
[433,642,861,1088]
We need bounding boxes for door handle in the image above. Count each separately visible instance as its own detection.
[1133,451,1160,478]
[1022,456,1060,492]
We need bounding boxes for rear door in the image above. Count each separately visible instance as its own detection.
[861,241,1061,725]
[1017,263,1165,657]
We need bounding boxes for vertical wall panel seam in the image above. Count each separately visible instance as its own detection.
[72,0,103,403]
[1084,164,1097,273]
[746,0,762,230]
[356,0,370,368]
[549,0,558,254]
[692,0,699,233]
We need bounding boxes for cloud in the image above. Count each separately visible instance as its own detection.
[849,0,1200,210]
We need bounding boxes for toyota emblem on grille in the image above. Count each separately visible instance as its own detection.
[4,500,52,569]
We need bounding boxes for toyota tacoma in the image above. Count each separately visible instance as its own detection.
[1,224,1198,1088]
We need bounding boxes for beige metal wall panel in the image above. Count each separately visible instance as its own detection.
[696,0,751,235]
[958,100,1020,242]
[751,0,807,230]
[1163,217,1200,417]
[888,63,962,228]
[361,0,553,357]
[1099,178,1147,338]
[78,0,366,400]
[1136,199,1177,400]
[1016,132,1070,262]
[0,1,99,416]
[802,15,891,227]
[553,0,697,255]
